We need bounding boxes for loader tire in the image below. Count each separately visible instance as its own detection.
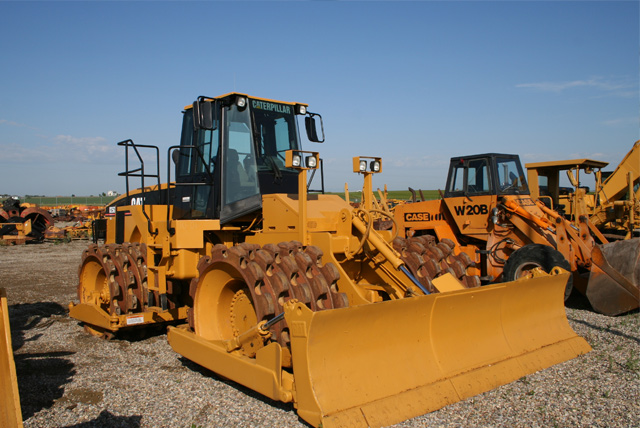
[503,244,573,302]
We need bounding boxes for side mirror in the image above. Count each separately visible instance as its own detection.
[305,113,325,143]
[193,100,216,130]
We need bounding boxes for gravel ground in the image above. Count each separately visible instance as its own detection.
[1,240,639,428]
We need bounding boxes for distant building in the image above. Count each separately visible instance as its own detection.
[106,190,119,197]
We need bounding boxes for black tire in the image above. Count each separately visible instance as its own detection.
[503,244,573,302]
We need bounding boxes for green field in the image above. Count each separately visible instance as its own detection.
[23,196,117,206]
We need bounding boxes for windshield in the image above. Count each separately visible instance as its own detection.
[249,99,301,173]
[447,158,492,196]
[496,157,528,194]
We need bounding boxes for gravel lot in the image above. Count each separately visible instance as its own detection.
[1,240,639,428]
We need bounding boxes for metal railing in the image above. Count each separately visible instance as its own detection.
[117,139,161,235]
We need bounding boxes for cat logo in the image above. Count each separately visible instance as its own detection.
[404,212,444,222]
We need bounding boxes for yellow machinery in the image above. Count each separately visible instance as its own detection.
[394,153,639,316]
[70,94,590,426]
[0,219,31,245]
[527,140,640,240]
[0,198,54,244]
[1,289,23,428]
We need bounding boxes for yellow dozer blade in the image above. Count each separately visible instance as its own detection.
[587,238,640,316]
[289,269,591,428]
[0,289,23,428]
[169,270,590,428]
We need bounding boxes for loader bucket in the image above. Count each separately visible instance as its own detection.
[587,238,640,316]
[287,271,591,428]
[1,289,23,428]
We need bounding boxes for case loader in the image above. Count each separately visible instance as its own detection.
[394,153,640,316]
[70,94,590,427]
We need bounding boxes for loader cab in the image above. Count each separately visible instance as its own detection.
[441,153,530,236]
[525,158,608,219]
[444,153,529,198]
[172,93,324,224]
[525,159,608,205]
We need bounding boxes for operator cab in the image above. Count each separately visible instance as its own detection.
[172,93,324,224]
[444,153,529,198]
[525,158,608,209]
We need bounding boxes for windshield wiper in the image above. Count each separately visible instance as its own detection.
[265,156,283,183]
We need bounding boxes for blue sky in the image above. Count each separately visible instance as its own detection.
[1,1,638,197]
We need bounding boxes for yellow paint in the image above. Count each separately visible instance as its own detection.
[0,289,23,428]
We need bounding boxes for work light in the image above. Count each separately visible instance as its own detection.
[306,155,317,168]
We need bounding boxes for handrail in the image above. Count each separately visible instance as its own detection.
[117,139,160,236]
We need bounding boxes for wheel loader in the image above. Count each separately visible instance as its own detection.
[394,152,640,316]
[526,140,639,240]
[69,93,591,427]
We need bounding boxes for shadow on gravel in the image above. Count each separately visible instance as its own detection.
[15,351,76,419]
[565,291,594,311]
[8,302,76,419]
[569,314,640,345]
[565,290,640,344]
[8,301,68,351]
[64,410,142,428]
[178,356,299,415]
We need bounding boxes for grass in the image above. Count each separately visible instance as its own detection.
[625,349,639,374]
[24,196,116,206]
[52,238,72,245]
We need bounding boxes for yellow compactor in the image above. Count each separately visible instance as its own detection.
[70,93,591,427]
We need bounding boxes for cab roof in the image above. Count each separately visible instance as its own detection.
[184,92,308,110]
[525,159,609,171]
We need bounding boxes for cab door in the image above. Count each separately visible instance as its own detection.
[219,102,262,224]
[443,157,497,235]
[173,106,219,219]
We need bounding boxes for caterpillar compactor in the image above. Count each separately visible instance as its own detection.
[70,94,590,427]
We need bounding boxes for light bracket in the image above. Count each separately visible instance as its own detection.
[352,156,382,174]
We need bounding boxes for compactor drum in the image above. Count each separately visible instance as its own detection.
[71,93,591,427]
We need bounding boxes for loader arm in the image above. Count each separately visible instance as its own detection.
[598,140,640,204]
